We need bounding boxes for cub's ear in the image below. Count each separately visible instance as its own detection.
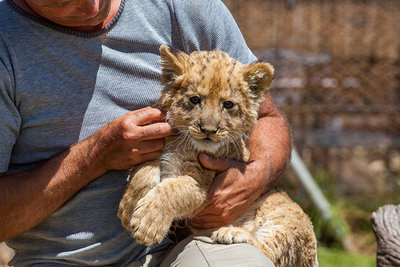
[243,62,274,101]
[160,45,189,85]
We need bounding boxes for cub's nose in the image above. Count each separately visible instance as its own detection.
[199,124,218,135]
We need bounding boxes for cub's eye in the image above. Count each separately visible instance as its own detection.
[223,101,235,109]
[190,96,201,104]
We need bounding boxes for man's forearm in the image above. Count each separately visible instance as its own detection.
[0,107,171,242]
[247,93,291,194]
[0,138,106,242]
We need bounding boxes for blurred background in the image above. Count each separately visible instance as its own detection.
[220,0,399,265]
[1,0,399,266]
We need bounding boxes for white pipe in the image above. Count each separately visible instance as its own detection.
[290,148,333,220]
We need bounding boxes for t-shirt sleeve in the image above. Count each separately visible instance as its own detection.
[0,53,21,173]
[171,0,257,64]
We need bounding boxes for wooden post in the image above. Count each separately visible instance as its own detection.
[371,205,400,267]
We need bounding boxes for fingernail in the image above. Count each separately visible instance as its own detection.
[201,153,210,159]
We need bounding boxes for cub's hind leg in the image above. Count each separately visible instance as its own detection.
[254,225,318,267]
[254,191,318,267]
[118,160,160,230]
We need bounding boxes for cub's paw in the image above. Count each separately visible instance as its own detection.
[118,201,135,231]
[211,226,253,244]
[130,198,172,246]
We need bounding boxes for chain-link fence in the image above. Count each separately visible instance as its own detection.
[223,0,399,196]
[223,0,399,252]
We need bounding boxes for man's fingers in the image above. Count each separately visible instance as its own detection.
[136,151,163,164]
[130,107,165,126]
[138,123,171,141]
[189,214,230,229]
[198,153,236,172]
[189,221,217,229]
[191,205,220,218]
[190,200,214,217]
[133,138,164,154]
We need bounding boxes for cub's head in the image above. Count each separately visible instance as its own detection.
[158,45,274,154]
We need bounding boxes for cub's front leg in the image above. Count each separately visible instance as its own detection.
[118,160,160,230]
[130,175,207,246]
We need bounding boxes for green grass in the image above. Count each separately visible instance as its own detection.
[318,246,375,267]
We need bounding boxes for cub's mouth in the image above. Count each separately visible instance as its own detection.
[196,134,219,143]
[187,133,222,153]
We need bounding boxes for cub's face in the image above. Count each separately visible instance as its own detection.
[158,45,274,154]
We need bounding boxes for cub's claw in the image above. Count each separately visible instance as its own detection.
[211,226,253,244]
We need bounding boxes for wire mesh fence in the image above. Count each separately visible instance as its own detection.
[222,0,399,253]
[223,0,400,197]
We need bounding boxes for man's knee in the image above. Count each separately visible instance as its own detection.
[160,236,275,267]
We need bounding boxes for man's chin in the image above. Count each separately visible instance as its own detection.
[55,8,110,29]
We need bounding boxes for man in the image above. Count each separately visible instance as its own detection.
[0,0,291,266]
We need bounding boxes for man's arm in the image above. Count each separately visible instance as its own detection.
[0,107,171,242]
[190,92,291,229]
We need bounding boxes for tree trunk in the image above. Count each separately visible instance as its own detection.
[371,204,400,267]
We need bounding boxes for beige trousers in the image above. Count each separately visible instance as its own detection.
[128,236,274,267]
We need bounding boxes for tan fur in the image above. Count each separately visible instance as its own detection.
[118,45,318,266]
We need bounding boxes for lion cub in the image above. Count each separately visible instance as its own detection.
[118,45,318,266]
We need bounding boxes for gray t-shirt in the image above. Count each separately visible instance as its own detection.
[0,0,257,265]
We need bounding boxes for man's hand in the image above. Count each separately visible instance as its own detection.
[189,153,268,229]
[0,106,171,241]
[89,107,171,172]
